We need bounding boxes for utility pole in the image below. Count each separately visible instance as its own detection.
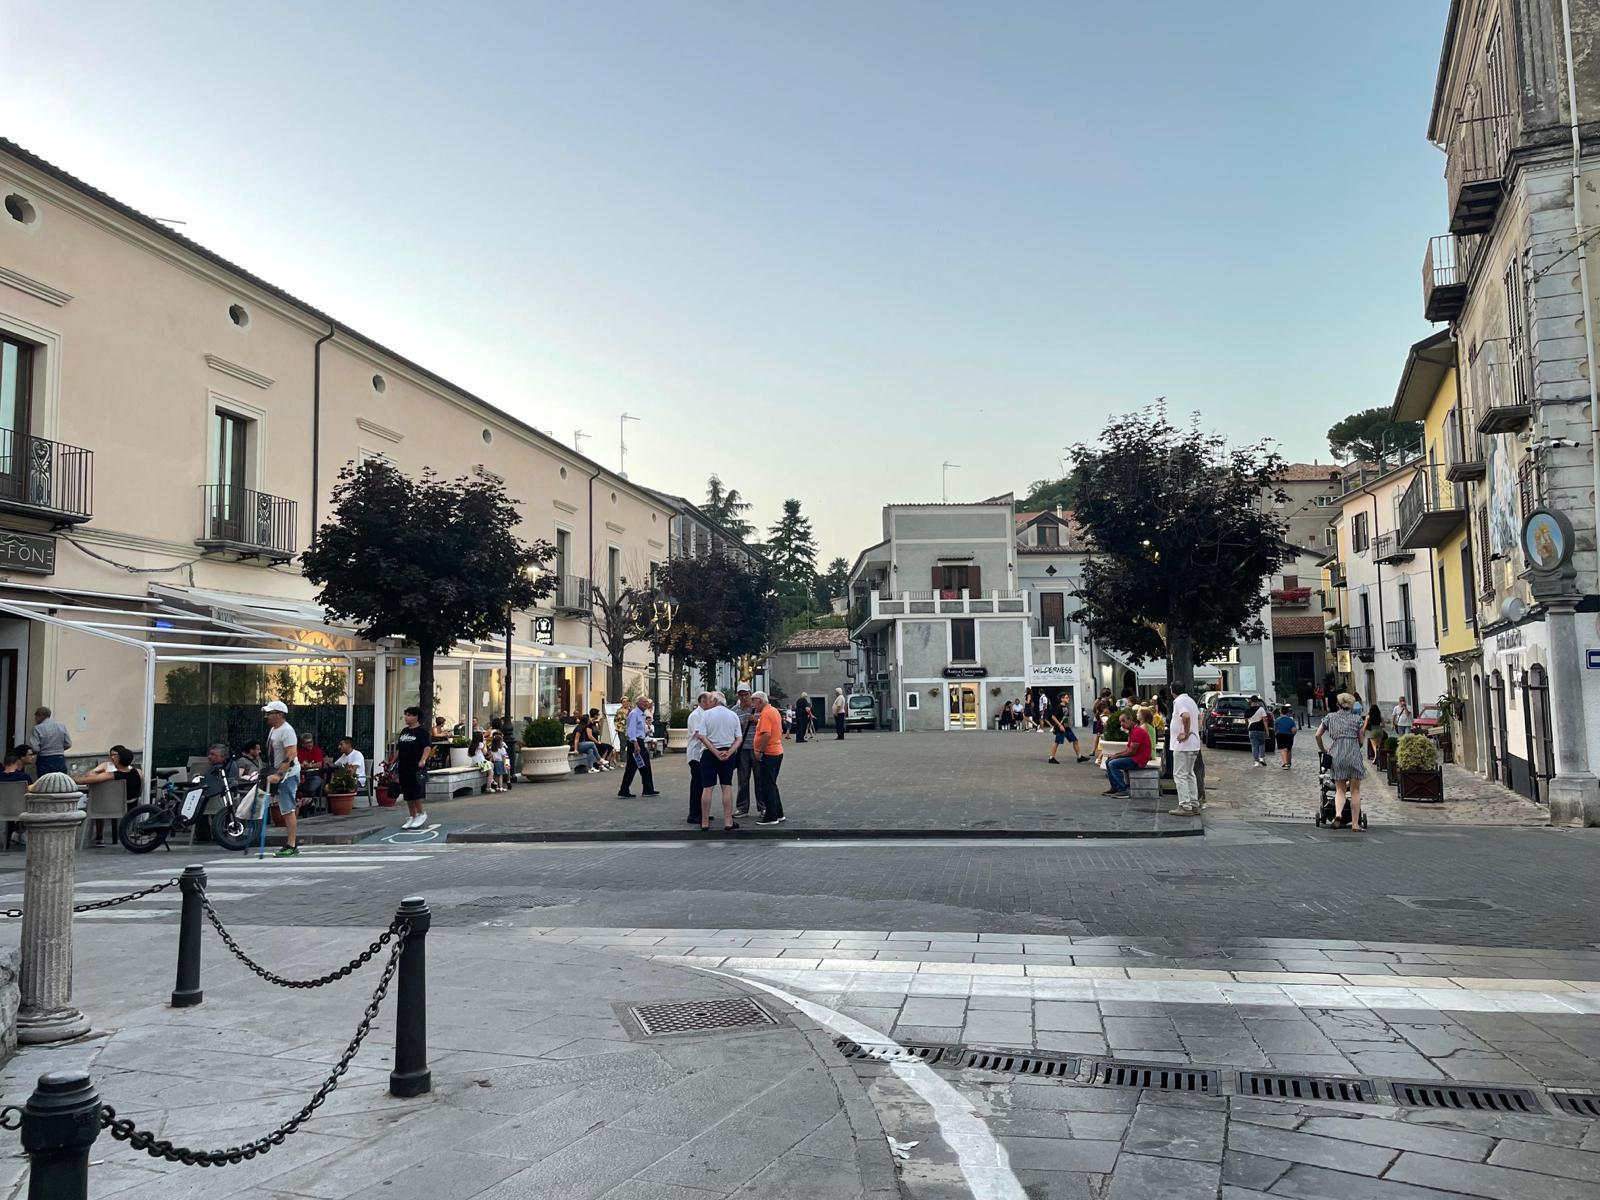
[620,413,639,478]
[942,461,961,503]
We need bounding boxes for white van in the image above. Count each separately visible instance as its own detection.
[845,692,877,730]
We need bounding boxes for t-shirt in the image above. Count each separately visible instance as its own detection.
[300,746,327,769]
[700,704,743,750]
[1169,695,1202,752]
[114,767,143,803]
[1126,724,1152,767]
[1275,715,1297,736]
[394,726,431,776]
[334,750,367,787]
[0,770,28,782]
[684,706,707,763]
[1248,706,1271,729]
[754,705,784,757]
[1393,704,1412,726]
[267,722,300,777]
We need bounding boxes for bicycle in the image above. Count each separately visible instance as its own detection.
[120,764,261,853]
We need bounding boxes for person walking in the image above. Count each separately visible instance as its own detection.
[1048,696,1090,764]
[1275,705,1298,769]
[794,692,813,742]
[697,691,744,831]
[1168,683,1203,817]
[1362,701,1385,762]
[831,687,847,739]
[1102,711,1152,797]
[261,700,303,857]
[1392,695,1413,739]
[617,697,660,798]
[684,691,711,824]
[1314,693,1366,831]
[1246,695,1272,768]
[733,683,760,817]
[389,705,433,830]
[752,691,786,825]
[28,707,72,778]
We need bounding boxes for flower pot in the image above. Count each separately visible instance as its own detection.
[326,791,357,817]
[269,807,286,827]
[521,744,570,781]
[449,746,470,768]
[666,727,690,753]
[1098,739,1128,765]
[375,789,398,808]
[1398,768,1444,803]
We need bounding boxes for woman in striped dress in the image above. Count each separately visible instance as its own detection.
[1314,692,1366,831]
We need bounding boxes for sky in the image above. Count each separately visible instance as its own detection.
[1,0,1451,567]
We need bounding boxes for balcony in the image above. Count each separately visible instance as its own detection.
[0,429,93,526]
[1328,564,1346,589]
[196,485,296,562]
[551,574,591,614]
[1445,414,1484,483]
[1422,235,1467,323]
[1373,532,1415,565]
[852,588,1029,635]
[1446,112,1509,236]
[1475,350,1532,434]
[1270,586,1311,607]
[1335,624,1374,658]
[1397,464,1467,550]
[1385,618,1417,652]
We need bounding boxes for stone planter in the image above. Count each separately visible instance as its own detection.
[326,792,357,817]
[448,746,470,769]
[1398,768,1444,803]
[666,727,690,753]
[520,744,570,782]
[1098,740,1128,765]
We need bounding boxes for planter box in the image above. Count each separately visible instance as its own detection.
[1127,766,1161,801]
[1386,759,1399,786]
[666,727,690,753]
[448,746,470,769]
[1398,768,1445,803]
[326,792,357,817]
[426,766,481,802]
[1098,739,1128,765]
[521,744,570,781]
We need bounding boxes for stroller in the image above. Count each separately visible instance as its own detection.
[1314,752,1369,829]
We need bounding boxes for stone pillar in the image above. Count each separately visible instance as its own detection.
[1544,597,1600,826]
[16,773,89,1045]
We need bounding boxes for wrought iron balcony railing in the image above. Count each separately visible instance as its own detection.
[197,484,296,561]
[0,428,93,524]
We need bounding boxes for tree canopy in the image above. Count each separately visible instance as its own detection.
[1019,465,1086,513]
[1326,407,1422,463]
[702,474,756,540]
[1068,406,1291,692]
[653,550,778,689]
[303,458,552,723]
[765,498,819,618]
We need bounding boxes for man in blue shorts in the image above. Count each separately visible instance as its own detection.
[262,700,302,858]
[1048,696,1090,764]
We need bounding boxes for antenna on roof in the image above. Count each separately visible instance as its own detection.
[574,430,588,454]
[941,461,961,503]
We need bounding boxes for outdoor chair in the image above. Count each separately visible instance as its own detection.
[0,780,25,850]
[79,780,127,848]
[184,755,211,782]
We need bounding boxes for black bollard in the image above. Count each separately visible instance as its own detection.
[20,1071,101,1200]
[170,865,206,1009]
[388,896,431,1098]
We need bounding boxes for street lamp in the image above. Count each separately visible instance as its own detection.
[504,564,544,765]
[649,593,677,711]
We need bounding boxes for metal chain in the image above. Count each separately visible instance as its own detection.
[101,921,408,1167]
[0,1105,20,1131]
[0,876,180,920]
[198,888,400,988]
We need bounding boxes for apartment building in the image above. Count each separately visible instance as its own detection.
[0,137,674,771]
[1416,0,1600,821]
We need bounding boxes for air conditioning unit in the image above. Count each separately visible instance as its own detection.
[874,671,890,683]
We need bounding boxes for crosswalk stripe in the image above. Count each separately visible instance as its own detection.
[138,864,383,877]
[199,854,437,864]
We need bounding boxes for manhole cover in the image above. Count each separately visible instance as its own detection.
[629,996,777,1037]
[1391,896,1504,913]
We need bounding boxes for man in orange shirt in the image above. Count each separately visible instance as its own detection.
[751,691,786,825]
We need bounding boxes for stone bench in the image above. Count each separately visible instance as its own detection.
[425,766,483,802]
[1127,766,1162,801]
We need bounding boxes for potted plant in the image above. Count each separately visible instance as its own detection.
[325,766,359,817]
[520,717,570,781]
[448,735,471,769]
[666,707,693,753]
[1395,733,1444,802]
[1385,735,1401,786]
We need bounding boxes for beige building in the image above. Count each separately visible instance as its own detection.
[0,137,671,772]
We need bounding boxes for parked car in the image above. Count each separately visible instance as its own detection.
[1201,692,1254,748]
[845,692,877,730]
[1412,705,1445,733]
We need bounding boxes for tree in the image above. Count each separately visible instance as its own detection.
[813,556,851,611]
[162,666,205,706]
[652,550,778,690]
[588,565,655,702]
[301,666,348,707]
[767,498,818,585]
[1020,465,1086,513]
[702,474,755,540]
[1327,408,1422,463]
[1069,405,1293,696]
[303,458,553,730]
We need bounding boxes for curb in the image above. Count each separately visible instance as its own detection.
[444,824,1203,844]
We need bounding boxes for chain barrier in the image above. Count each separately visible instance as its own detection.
[0,1104,20,1131]
[198,888,401,988]
[0,875,181,920]
[101,920,409,1167]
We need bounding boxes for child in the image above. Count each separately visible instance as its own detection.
[488,733,509,792]
[1275,705,1298,770]
[468,732,490,794]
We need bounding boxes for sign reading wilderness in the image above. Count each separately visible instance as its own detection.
[1028,662,1077,685]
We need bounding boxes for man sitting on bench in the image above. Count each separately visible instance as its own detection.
[1102,710,1151,798]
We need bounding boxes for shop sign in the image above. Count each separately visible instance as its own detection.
[1028,662,1077,685]
[942,666,988,679]
[1587,649,1600,671]
[0,531,56,575]
[532,616,555,646]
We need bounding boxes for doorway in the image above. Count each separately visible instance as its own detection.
[946,683,979,730]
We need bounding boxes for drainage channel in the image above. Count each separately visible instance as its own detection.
[834,1037,1600,1119]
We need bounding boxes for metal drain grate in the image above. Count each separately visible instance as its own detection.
[1389,1081,1542,1113]
[1239,1071,1376,1103]
[833,1038,948,1065]
[959,1050,1078,1078]
[1549,1092,1600,1118]
[630,996,777,1037]
[1089,1060,1218,1094]
[457,894,577,909]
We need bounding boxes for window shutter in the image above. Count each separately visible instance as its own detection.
[969,565,982,596]
[932,565,942,593]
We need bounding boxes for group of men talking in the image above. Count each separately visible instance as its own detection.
[683,682,786,831]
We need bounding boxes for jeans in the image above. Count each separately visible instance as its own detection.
[756,755,784,820]
[736,749,755,813]
[1105,756,1138,793]
[1173,750,1200,810]
[576,743,600,771]
[834,713,845,739]
[35,754,67,779]
[688,756,704,823]
[1249,729,1267,762]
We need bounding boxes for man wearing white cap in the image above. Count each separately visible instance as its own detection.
[733,682,762,818]
[262,701,301,858]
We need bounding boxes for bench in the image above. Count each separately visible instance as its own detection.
[1127,766,1161,801]
[425,765,482,802]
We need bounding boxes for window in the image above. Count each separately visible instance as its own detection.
[4,193,35,226]
[951,618,976,663]
[1504,259,1530,407]
[1037,523,1059,547]
[607,546,621,598]
[1325,526,1338,548]
[1282,575,1299,591]
[228,303,250,328]
[1518,459,1537,522]
[1438,563,1449,636]
[1477,506,1494,597]
[0,334,35,436]
[1312,495,1335,507]
[1461,541,1476,626]
[939,565,972,594]
[213,410,251,495]
[797,652,819,670]
[1351,513,1370,553]
[905,691,919,711]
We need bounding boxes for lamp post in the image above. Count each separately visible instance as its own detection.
[649,593,677,712]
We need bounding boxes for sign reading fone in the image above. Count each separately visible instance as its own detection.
[0,531,56,576]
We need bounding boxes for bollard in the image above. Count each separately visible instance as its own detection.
[17,774,89,1045]
[170,865,207,1008]
[388,896,431,1098]
[20,1071,101,1200]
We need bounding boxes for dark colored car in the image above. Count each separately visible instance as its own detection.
[1201,692,1254,749]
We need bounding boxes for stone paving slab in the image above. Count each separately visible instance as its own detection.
[0,926,897,1199]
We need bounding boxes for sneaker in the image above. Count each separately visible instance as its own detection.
[413,813,428,828]
[1076,755,1090,763]
[757,817,781,826]
[1168,806,1199,817]
[1047,758,1059,764]
[274,845,300,857]
[1103,789,1128,797]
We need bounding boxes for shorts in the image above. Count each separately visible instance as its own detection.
[1277,733,1295,750]
[1054,728,1078,746]
[699,753,736,786]
[401,768,427,803]
[274,771,301,815]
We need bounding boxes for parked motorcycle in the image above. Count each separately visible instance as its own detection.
[120,765,261,853]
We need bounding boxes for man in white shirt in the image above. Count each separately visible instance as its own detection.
[697,692,746,831]
[684,692,710,825]
[1169,684,1203,816]
[333,737,367,790]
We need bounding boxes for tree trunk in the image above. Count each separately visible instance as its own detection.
[418,648,435,736]
[1168,626,1196,697]
[607,656,624,705]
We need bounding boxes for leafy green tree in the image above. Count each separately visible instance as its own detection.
[702,475,756,540]
[1020,465,1086,513]
[653,551,778,689]
[766,498,818,587]
[813,555,851,611]
[162,666,205,705]
[588,569,655,701]
[301,666,348,707]
[1327,408,1422,463]
[303,458,553,729]
[1069,405,1292,695]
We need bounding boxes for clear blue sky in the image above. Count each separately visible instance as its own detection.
[3,0,1450,565]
